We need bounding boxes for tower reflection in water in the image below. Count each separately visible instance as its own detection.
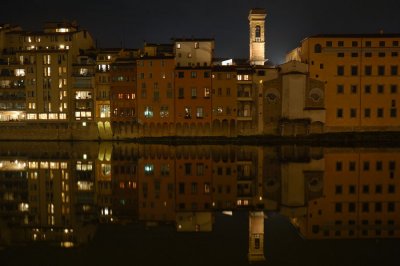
[0,142,399,263]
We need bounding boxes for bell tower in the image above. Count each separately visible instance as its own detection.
[249,9,267,65]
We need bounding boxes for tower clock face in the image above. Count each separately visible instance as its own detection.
[309,87,323,103]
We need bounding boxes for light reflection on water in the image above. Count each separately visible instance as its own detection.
[0,142,399,265]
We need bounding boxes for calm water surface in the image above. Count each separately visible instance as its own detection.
[0,142,399,266]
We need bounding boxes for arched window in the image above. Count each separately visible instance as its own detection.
[314,44,322,53]
[255,26,261,41]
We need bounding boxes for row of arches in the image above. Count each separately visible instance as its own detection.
[110,119,238,138]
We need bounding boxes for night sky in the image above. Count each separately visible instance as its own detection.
[2,0,400,64]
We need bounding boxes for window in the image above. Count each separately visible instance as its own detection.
[338,41,344,47]
[349,185,356,194]
[204,88,210,98]
[194,42,199,49]
[362,202,369,212]
[337,52,344,57]
[191,183,198,194]
[335,185,343,194]
[178,87,184,98]
[377,85,384,94]
[352,41,358,47]
[379,41,385,47]
[191,71,197,78]
[184,163,192,175]
[337,84,344,94]
[326,41,332,47]
[335,203,342,213]
[391,85,397,94]
[375,202,382,212]
[365,65,372,76]
[365,52,372,57]
[348,202,356,212]
[389,160,396,171]
[351,52,358,57]
[144,106,153,118]
[378,52,386,57]
[184,107,191,119]
[351,66,358,76]
[255,25,261,41]
[179,183,185,194]
[349,161,356,171]
[204,71,210,78]
[178,71,184,78]
[144,163,154,175]
[196,107,204,118]
[362,185,369,193]
[390,108,397,118]
[336,161,343,171]
[337,108,343,118]
[350,108,357,118]
[191,87,197,98]
[176,43,181,49]
[375,185,382,193]
[388,184,395,193]
[363,161,370,171]
[196,163,204,176]
[377,108,384,118]
[378,65,385,76]
[365,41,371,47]
[388,202,395,212]
[364,85,371,94]
[351,85,357,94]
[314,44,322,53]
[160,106,169,118]
[392,52,398,57]
[391,66,398,76]
[337,66,344,76]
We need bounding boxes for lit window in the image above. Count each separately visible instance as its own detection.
[75,91,91,99]
[204,88,210,98]
[160,106,169,118]
[100,105,110,118]
[56,28,69,33]
[15,69,25,77]
[176,43,181,49]
[39,113,48,120]
[144,164,154,175]
[196,107,204,118]
[144,106,153,118]
[184,107,191,119]
[79,68,88,76]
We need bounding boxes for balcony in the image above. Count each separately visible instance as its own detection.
[237,91,253,101]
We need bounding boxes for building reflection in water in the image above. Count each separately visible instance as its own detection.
[0,142,399,263]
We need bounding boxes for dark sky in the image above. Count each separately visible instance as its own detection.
[2,0,400,64]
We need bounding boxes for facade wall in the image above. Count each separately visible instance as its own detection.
[211,66,237,136]
[174,67,212,136]
[298,36,400,132]
[136,57,175,137]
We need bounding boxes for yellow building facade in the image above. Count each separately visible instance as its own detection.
[288,34,400,132]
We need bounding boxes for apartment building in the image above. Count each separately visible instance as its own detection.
[287,34,400,132]
[136,55,175,136]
